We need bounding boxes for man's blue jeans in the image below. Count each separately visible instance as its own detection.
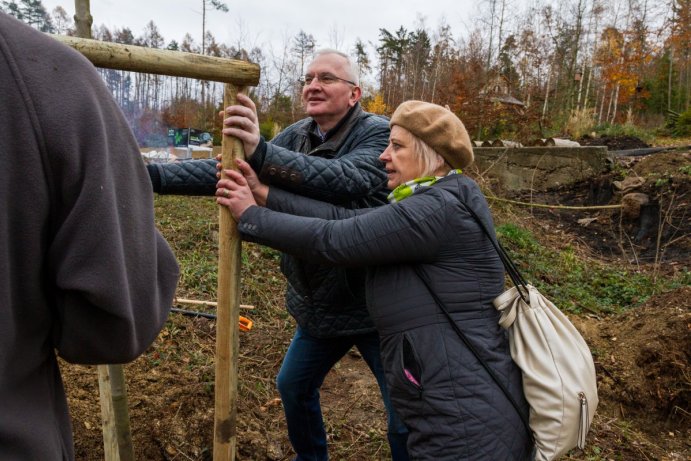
[276,326,409,461]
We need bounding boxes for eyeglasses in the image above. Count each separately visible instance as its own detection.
[298,73,357,87]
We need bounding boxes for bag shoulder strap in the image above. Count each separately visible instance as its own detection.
[438,187,530,301]
[458,201,530,300]
[412,266,533,441]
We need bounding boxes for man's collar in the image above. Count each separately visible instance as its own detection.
[315,125,328,142]
[310,103,361,142]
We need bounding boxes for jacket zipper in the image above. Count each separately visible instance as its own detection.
[401,333,423,394]
[578,392,589,449]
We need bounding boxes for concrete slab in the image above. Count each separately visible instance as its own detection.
[471,146,611,191]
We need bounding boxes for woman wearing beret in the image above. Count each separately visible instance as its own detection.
[217,101,533,460]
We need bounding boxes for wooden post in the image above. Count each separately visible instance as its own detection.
[213,84,247,461]
[70,6,136,456]
[73,0,92,39]
[69,9,134,459]
[98,365,135,461]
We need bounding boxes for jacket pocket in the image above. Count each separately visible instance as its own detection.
[401,333,423,390]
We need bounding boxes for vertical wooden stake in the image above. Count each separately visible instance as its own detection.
[75,4,134,459]
[213,84,246,461]
[73,0,93,39]
[98,365,135,461]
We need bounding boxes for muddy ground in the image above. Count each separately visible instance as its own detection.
[61,139,690,460]
[578,134,651,150]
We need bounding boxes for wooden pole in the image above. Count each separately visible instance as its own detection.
[50,35,259,85]
[174,298,254,309]
[213,84,247,461]
[73,0,92,39]
[69,8,135,460]
[98,366,118,461]
[98,365,135,461]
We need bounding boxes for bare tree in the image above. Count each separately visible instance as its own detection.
[327,22,345,49]
[353,39,372,84]
[50,5,72,35]
[201,0,228,55]
[292,30,316,77]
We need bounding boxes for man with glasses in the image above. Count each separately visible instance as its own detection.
[147,49,409,460]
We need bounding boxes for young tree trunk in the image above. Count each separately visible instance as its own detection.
[584,65,594,110]
[598,83,606,124]
[542,68,552,124]
[486,0,497,69]
[568,0,587,110]
[576,62,586,110]
[497,0,507,67]
[610,84,621,123]
[430,61,438,103]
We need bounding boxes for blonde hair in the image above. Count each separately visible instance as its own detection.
[412,135,449,177]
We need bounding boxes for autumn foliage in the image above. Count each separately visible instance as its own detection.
[5,0,689,144]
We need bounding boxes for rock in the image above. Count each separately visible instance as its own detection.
[613,176,646,193]
[577,217,598,227]
[621,192,650,219]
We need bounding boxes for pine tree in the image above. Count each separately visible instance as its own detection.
[2,0,54,32]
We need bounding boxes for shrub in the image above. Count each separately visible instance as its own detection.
[565,108,597,139]
[672,108,691,136]
[592,122,655,142]
[495,223,683,314]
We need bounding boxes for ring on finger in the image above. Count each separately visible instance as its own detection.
[223,188,230,198]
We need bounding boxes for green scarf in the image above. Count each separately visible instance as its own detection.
[388,169,462,203]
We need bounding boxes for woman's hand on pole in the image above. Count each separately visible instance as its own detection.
[216,168,258,220]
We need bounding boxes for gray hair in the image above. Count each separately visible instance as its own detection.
[310,48,359,85]
[412,135,448,177]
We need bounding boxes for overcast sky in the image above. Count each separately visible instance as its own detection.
[40,0,483,56]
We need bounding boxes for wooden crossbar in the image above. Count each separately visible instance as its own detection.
[51,34,260,85]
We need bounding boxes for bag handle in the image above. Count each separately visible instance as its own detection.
[412,265,533,442]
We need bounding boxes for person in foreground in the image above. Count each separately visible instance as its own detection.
[0,13,180,460]
[149,49,409,460]
[216,100,533,460]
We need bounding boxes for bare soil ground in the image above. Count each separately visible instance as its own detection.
[578,134,651,150]
[62,139,690,460]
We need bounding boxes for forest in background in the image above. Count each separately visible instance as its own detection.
[3,0,690,146]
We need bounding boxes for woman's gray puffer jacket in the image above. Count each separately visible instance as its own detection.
[235,173,533,460]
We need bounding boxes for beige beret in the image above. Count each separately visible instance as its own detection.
[389,100,474,169]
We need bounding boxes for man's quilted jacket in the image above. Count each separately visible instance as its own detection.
[148,104,390,337]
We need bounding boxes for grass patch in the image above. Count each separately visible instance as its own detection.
[496,223,684,314]
[592,121,656,143]
[154,194,287,322]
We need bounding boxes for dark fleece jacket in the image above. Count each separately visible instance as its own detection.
[0,13,179,460]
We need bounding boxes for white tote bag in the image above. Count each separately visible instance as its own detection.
[494,284,599,461]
